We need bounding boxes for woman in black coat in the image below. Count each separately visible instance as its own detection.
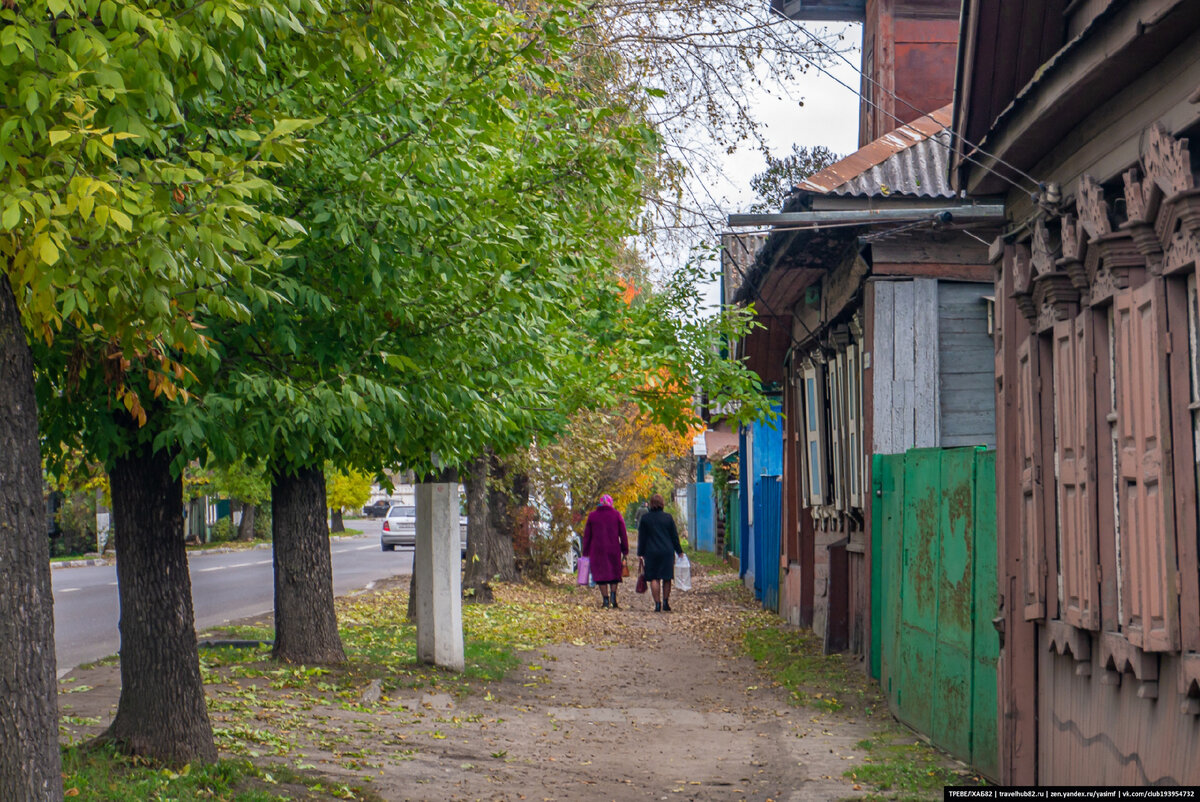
[636,493,684,612]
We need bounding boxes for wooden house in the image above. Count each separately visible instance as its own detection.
[733,0,1000,652]
[953,0,1200,785]
[730,107,1001,652]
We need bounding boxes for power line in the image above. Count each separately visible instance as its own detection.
[780,22,1041,198]
[789,23,1042,191]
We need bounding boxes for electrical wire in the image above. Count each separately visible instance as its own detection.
[788,22,1044,194]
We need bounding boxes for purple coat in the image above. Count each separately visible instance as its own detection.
[581,506,628,583]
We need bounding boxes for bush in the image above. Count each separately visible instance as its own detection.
[523,526,575,582]
[209,518,237,543]
[51,493,97,557]
[253,507,272,540]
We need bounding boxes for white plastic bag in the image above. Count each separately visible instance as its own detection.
[673,553,692,592]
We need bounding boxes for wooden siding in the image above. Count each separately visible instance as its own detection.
[872,279,940,453]
[1038,639,1200,784]
[937,281,997,447]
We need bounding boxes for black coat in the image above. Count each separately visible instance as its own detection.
[636,509,682,559]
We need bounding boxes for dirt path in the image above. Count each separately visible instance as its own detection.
[59,569,885,801]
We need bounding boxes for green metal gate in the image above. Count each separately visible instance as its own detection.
[871,447,999,780]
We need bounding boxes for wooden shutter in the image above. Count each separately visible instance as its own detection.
[1018,336,1046,620]
[830,353,845,511]
[847,344,862,509]
[1053,315,1099,629]
[1113,283,1180,651]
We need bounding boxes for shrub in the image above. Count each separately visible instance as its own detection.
[51,493,97,557]
[209,518,237,543]
[253,506,272,540]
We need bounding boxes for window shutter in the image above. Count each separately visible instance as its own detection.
[1053,314,1099,629]
[830,352,846,512]
[1018,336,1046,620]
[1113,283,1180,651]
[847,344,862,509]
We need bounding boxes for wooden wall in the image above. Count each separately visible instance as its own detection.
[872,278,995,453]
[937,281,997,448]
[872,278,940,453]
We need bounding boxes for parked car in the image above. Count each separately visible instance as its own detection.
[381,504,467,555]
[362,499,392,518]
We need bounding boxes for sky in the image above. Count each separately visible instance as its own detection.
[645,21,866,313]
[711,24,864,214]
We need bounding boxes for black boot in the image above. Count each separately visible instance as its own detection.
[611,593,619,610]
[602,596,611,609]
[662,600,672,612]
[654,601,662,612]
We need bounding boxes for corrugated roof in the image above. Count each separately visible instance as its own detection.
[798,106,955,199]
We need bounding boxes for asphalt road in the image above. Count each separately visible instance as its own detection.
[50,520,412,676]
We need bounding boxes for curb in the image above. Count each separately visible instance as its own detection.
[50,558,110,569]
[51,531,366,569]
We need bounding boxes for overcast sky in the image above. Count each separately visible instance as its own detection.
[668,21,865,312]
[714,24,863,212]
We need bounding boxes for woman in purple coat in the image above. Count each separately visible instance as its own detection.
[581,494,629,608]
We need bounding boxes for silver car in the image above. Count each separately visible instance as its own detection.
[380,505,467,555]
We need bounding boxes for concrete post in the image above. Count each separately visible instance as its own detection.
[415,481,464,671]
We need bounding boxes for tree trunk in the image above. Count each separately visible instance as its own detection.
[330,508,344,533]
[272,466,346,664]
[464,451,518,602]
[105,438,217,764]
[237,502,257,541]
[406,569,417,622]
[0,273,64,798]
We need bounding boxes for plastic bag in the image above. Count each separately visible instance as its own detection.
[576,556,591,586]
[673,553,692,592]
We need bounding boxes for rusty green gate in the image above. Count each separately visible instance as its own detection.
[871,447,999,780]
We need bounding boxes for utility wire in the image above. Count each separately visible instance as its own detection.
[789,23,1042,193]
[779,23,1041,199]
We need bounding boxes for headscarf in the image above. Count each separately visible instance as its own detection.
[599,494,614,508]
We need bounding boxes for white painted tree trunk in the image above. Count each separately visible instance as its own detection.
[415,482,464,671]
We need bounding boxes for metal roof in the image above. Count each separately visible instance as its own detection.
[797,106,956,199]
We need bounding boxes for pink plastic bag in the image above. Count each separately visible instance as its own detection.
[576,556,591,586]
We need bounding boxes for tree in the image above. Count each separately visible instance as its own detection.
[11,0,333,770]
[326,468,371,533]
[571,1,852,242]
[747,144,841,213]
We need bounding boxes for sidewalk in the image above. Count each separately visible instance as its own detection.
[58,562,965,800]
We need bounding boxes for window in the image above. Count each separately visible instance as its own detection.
[801,360,829,507]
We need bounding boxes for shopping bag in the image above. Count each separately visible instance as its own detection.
[673,553,692,592]
[622,561,631,578]
[635,572,648,594]
[576,556,591,586]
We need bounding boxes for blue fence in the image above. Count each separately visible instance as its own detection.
[754,475,782,611]
[693,482,714,552]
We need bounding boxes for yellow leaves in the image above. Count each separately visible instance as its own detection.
[49,129,71,145]
[108,207,132,232]
[118,385,148,427]
[35,232,60,265]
